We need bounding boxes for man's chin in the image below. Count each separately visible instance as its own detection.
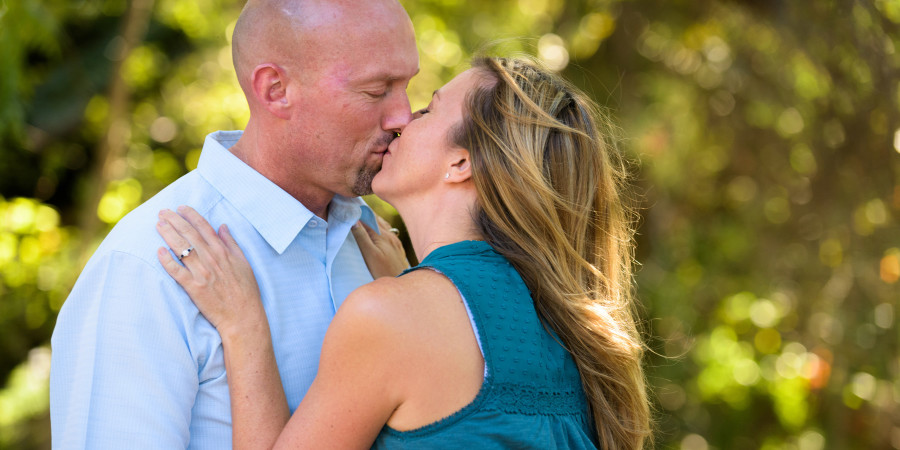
[350,186,374,197]
[350,167,380,197]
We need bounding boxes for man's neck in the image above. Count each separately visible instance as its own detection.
[230,131,334,221]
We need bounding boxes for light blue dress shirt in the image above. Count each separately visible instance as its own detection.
[50,130,377,449]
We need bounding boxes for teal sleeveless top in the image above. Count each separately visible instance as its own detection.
[371,240,598,449]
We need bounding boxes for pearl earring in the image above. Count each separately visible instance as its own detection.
[445,173,450,179]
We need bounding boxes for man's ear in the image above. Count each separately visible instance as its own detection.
[445,148,472,182]
[250,63,291,120]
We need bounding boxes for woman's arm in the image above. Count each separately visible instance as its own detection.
[156,207,289,449]
[220,316,289,449]
[156,206,409,449]
[274,281,409,448]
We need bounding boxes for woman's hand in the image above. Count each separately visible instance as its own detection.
[156,206,264,337]
[351,215,410,279]
[157,206,289,449]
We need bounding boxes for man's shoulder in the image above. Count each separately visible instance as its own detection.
[65,173,229,319]
[93,172,225,265]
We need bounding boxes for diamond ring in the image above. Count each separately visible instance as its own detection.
[178,246,194,260]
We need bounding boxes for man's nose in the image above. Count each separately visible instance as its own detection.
[383,91,413,134]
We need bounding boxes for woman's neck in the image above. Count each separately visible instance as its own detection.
[393,189,481,263]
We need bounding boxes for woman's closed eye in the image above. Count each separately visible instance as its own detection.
[413,107,430,118]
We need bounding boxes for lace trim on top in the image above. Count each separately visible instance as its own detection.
[487,383,589,416]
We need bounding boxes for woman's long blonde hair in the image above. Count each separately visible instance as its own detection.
[452,57,651,449]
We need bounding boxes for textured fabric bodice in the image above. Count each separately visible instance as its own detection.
[371,240,597,449]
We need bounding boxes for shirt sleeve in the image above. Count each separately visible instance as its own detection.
[50,250,204,449]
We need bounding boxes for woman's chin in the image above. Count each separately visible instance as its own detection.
[370,175,392,202]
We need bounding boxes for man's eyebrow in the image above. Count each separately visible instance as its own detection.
[360,67,421,83]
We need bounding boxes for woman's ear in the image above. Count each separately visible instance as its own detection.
[250,63,291,120]
[445,148,472,182]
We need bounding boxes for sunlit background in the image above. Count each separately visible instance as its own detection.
[1,0,899,448]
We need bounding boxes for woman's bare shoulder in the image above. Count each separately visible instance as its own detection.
[337,269,460,330]
[340,270,484,430]
[317,270,462,382]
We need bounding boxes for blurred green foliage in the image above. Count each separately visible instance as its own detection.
[1,0,899,448]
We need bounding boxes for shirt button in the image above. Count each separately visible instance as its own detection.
[308,220,318,228]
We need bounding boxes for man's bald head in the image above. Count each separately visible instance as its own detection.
[226,0,417,207]
[231,0,413,96]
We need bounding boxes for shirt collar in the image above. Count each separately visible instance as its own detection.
[196,130,377,254]
[330,194,378,229]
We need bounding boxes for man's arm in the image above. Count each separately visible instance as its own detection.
[50,250,207,449]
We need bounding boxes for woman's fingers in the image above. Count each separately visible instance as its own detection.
[156,216,193,265]
[353,217,409,279]
[160,208,207,244]
[158,208,216,281]
[351,221,378,255]
[375,215,403,249]
[218,223,248,260]
[177,206,228,260]
[157,246,191,284]
[360,219,381,242]
[155,208,263,333]
[375,214,391,231]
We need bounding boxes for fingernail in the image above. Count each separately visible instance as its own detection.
[177,205,186,213]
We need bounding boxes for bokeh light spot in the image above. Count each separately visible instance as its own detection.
[798,430,826,450]
[776,108,805,136]
[538,33,569,71]
[681,433,708,450]
[150,117,178,143]
[733,359,761,386]
[750,298,780,328]
[880,252,900,283]
[874,302,894,328]
[850,372,876,401]
[755,328,782,354]
[764,196,791,224]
